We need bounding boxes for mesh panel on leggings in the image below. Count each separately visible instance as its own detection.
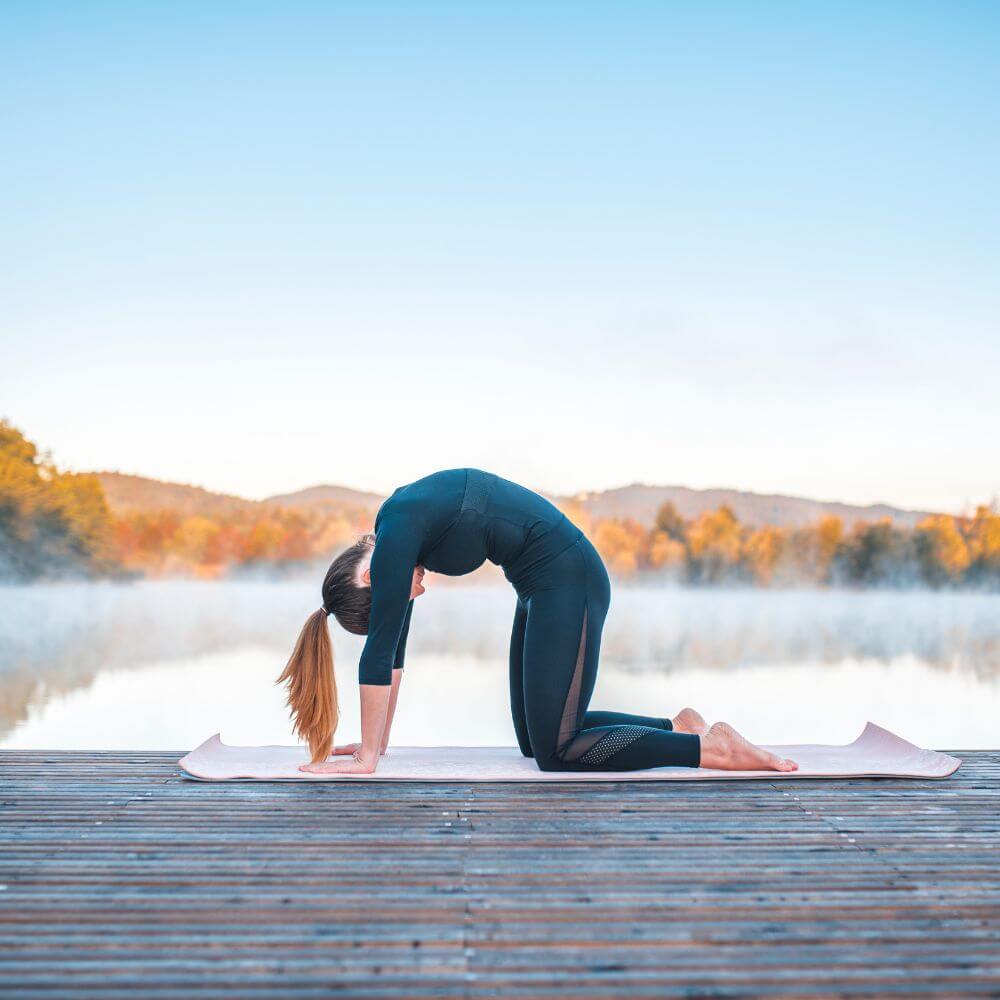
[557,607,588,755]
[578,725,656,765]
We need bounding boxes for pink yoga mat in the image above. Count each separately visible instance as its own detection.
[178,722,961,781]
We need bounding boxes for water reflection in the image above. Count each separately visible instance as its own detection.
[1,580,998,750]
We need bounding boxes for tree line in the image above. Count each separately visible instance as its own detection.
[2,420,998,588]
[560,499,1000,589]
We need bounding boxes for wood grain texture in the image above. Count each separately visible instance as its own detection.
[0,749,997,998]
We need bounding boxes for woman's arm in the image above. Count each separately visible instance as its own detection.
[356,682,391,765]
[301,683,390,774]
[317,666,404,758]
[377,599,412,752]
[394,600,414,670]
[359,516,421,685]
[323,599,414,758]
[350,665,404,764]
[380,667,404,753]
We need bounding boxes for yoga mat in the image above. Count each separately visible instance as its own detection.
[178,722,961,782]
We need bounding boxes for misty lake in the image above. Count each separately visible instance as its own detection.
[1,578,998,752]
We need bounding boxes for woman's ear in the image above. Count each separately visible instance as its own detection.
[362,567,371,586]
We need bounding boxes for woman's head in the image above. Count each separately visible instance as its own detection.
[276,532,427,762]
[321,533,377,634]
[322,533,427,633]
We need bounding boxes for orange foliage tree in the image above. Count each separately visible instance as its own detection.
[743,526,785,586]
[966,506,1000,584]
[0,420,122,580]
[915,515,971,585]
[686,506,743,583]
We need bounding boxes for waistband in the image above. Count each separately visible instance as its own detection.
[502,514,584,594]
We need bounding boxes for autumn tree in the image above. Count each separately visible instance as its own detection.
[965,506,1000,587]
[743,526,785,586]
[0,419,121,580]
[686,505,743,584]
[171,517,225,576]
[647,530,686,575]
[780,516,844,585]
[915,515,970,586]
[837,520,917,586]
[654,501,686,543]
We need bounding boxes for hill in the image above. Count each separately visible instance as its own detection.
[96,472,383,520]
[96,471,933,529]
[555,483,932,529]
[262,484,384,511]
[95,472,261,517]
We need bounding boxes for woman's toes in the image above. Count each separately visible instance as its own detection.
[676,707,709,735]
[764,751,797,772]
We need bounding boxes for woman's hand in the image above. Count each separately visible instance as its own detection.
[299,751,379,775]
[300,685,391,776]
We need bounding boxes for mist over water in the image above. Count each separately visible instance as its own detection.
[1,579,997,752]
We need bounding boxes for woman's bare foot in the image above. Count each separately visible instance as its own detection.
[671,707,709,736]
[698,721,798,772]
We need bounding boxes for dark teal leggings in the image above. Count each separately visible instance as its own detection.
[508,534,702,771]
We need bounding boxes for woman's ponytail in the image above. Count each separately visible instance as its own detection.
[280,534,373,762]
[277,608,339,762]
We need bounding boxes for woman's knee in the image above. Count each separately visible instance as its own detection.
[533,749,571,772]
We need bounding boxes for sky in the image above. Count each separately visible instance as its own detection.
[1,1,997,513]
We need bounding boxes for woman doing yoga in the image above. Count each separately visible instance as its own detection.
[278,468,797,775]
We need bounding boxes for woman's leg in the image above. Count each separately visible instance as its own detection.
[583,710,673,730]
[521,585,701,771]
[508,597,533,758]
[512,595,676,748]
[584,708,710,734]
[518,538,797,772]
[520,540,702,772]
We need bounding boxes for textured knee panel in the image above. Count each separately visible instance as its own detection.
[577,725,653,765]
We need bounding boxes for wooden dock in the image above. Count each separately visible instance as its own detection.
[0,749,997,998]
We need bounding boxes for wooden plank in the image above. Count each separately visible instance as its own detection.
[0,749,997,998]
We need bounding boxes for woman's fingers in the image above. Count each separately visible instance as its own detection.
[331,743,359,755]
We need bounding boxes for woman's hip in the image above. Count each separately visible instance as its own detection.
[510,533,610,607]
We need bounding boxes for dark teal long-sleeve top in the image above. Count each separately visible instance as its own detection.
[358,468,582,685]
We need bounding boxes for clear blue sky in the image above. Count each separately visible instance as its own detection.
[2,1,997,512]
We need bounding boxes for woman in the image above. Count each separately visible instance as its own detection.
[278,468,797,775]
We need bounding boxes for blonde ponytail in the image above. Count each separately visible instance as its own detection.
[276,608,339,762]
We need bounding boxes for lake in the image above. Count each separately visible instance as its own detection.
[2,578,997,752]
